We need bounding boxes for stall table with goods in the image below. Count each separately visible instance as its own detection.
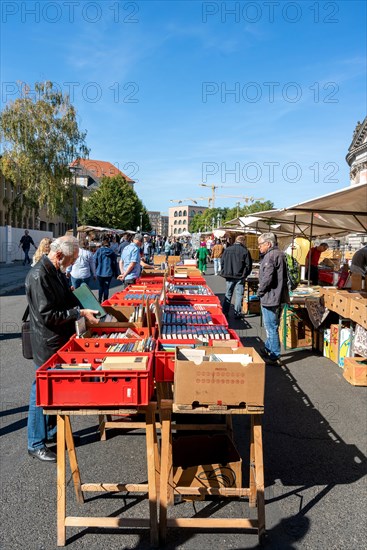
[36,267,267,545]
[159,345,266,543]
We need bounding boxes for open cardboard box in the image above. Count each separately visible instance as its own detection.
[86,303,154,336]
[174,346,265,407]
[172,434,242,489]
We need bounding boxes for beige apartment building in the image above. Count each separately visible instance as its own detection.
[168,205,207,237]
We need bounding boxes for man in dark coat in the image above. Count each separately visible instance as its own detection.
[25,236,99,462]
[19,229,37,265]
[220,235,252,319]
[258,232,289,365]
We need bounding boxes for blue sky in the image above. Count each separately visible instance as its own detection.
[1,0,366,213]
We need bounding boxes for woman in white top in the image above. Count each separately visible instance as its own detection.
[67,240,96,288]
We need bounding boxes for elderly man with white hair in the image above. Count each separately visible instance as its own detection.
[25,236,100,463]
[257,232,289,366]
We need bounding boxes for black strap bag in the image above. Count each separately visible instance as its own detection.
[22,306,33,360]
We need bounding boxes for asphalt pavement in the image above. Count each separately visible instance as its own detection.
[0,264,366,549]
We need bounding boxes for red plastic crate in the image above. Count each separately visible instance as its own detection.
[136,277,165,285]
[168,276,206,285]
[36,352,154,407]
[82,326,151,338]
[165,294,220,305]
[60,334,156,353]
[155,331,242,382]
[160,312,228,327]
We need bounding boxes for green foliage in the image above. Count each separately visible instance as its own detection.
[0,81,89,216]
[80,174,151,231]
[189,201,274,232]
[225,200,274,221]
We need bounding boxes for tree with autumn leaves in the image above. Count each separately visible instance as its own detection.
[0,81,150,232]
[0,81,89,223]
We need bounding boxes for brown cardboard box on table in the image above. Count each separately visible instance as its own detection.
[174,347,265,408]
[172,434,242,489]
[343,357,367,386]
[349,293,367,329]
[332,291,353,318]
[320,288,338,310]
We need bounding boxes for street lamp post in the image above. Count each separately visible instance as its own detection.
[140,212,143,233]
[69,165,82,237]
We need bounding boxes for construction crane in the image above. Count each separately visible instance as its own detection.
[169,199,198,205]
[199,184,240,208]
[173,195,264,208]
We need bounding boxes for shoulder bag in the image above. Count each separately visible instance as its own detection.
[22,306,33,359]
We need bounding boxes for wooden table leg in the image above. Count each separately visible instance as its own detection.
[253,415,265,540]
[65,417,84,504]
[145,403,159,547]
[249,415,256,508]
[57,415,66,546]
[159,399,173,544]
[98,414,106,440]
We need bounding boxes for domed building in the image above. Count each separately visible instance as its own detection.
[346,116,367,186]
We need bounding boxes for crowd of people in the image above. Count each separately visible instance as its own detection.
[22,226,367,463]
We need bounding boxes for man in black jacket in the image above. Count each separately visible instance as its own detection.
[258,232,289,366]
[19,229,37,265]
[220,235,252,319]
[25,236,99,462]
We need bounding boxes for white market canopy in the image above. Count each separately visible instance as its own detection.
[253,183,367,238]
[224,215,299,236]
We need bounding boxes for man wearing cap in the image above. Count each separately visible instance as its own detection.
[118,233,143,288]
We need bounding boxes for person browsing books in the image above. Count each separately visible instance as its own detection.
[118,233,143,288]
[25,236,100,463]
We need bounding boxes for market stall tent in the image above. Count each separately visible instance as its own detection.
[253,183,367,238]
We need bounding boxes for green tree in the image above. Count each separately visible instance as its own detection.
[0,81,89,220]
[80,174,151,231]
[189,200,274,232]
[189,208,229,233]
[225,200,274,221]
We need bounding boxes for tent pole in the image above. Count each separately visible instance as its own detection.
[292,216,296,257]
[307,213,314,286]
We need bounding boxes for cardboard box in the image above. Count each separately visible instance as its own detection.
[323,329,331,358]
[172,434,242,489]
[174,347,265,407]
[349,294,367,329]
[343,357,367,386]
[332,291,352,318]
[329,324,339,363]
[320,288,338,310]
[280,308,313,348]
[338,327,352,367]
[102,305,147,327]
[102,355,149,371]
[351,273,367,291]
